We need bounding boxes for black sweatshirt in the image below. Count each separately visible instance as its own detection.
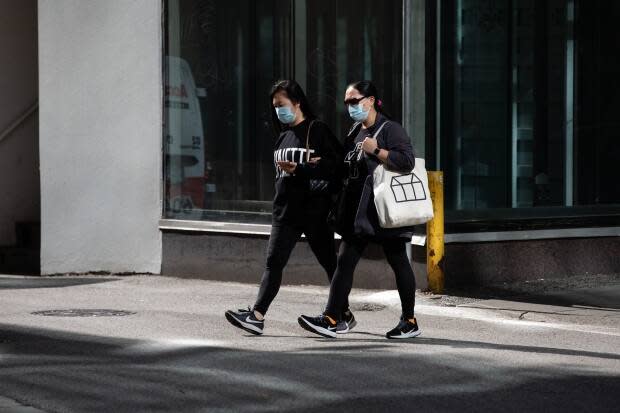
[340,114,416,239]
[272,119,343,224]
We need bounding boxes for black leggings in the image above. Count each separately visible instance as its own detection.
[325,237,416,320]
[253,221,345,315]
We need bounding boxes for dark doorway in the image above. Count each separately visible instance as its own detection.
[0,0,40,275]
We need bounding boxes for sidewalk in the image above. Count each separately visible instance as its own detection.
[1,273,618,339]
[1,274,619,412]
[358,282,620,336]
[1,273,618,332]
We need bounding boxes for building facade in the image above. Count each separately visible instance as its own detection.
[1,0,618,288]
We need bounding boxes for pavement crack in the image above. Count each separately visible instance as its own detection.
[519,311,529,320]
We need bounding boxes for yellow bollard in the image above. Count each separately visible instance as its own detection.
[426,171,445,294]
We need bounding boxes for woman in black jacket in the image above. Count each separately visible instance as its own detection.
[225,79,353,335]
[298,80,421,339]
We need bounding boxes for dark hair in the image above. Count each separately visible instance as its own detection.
[269,79,316,135]
[348,80,392,120]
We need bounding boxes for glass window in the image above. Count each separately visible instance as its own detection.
[440,0,569,211]
[163,0,403,223]
[302,1,403,140]
[164,0,291,223]
[574,0,620,205]
[439,0,620,216]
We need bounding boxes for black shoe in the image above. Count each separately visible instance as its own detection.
[225,307,264,335]
[298,314,337,338]
[386,317,421,339]
[336,310,357,334]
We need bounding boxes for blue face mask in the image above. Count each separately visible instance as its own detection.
[348,103,369,122]
[275,106,296,124]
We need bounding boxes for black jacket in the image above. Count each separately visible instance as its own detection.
[272,119,343,224]
[341,114,416,240]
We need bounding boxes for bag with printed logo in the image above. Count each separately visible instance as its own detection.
[373,157,434,228]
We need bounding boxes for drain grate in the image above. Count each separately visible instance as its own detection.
[31,309,136,317]
[350,303,386,312]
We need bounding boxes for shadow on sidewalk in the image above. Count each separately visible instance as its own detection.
[0,323,618,412]
[0,276,121,290]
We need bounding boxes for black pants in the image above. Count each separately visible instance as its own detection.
[325,237,416,320]
[253,221,344,315]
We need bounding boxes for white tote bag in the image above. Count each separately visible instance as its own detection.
[372,135,434,228]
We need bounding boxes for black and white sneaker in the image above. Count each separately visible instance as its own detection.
[298,314,337,338]
[336,310,357,334]
[225,307,264,335]
[386,317,421,339]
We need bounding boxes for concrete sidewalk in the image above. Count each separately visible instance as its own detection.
[1,274,619,412]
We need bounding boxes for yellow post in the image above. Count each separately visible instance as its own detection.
[427,171,445,294]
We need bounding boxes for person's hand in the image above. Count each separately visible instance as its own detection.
[308,157,321,164]
[276,160,297,174]
[362,137,378,154]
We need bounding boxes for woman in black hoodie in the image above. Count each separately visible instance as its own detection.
[225,80,354,335]
[298,80,421,339]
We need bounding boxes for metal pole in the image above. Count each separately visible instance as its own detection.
[427,171,444,294]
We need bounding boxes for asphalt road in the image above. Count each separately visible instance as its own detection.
[1,275,619,412]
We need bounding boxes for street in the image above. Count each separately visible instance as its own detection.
[1,274,619,412]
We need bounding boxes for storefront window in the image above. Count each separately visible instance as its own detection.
[163,0,618,227]
[164,0,291,223]
[163,0,403,223]
[574,0,620,206]
[440,0,568,210]
[439,0,620,215]
[302,1,403,145]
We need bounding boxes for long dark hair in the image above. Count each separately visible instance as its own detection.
[269,79,316,135]
[348,80,392,120]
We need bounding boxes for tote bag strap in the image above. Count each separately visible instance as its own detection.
[373,120,389,139]
[357,120,390,162]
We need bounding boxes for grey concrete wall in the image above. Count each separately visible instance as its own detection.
[0,0,39,246]
[162,232,429,291]
[38,0,162,274]
[442,237,620,287]
[163,232,619,290]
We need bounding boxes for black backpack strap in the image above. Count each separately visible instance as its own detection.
[305,119,317,162]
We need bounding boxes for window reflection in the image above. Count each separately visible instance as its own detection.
[163,0,403,222]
